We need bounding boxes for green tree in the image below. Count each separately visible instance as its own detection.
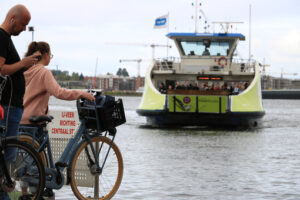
[71,72,79,80]
[79,73,84,80]
[116,68,122,76]
[121,68,129,77]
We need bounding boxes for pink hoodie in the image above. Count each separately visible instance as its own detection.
[21,64,87,124]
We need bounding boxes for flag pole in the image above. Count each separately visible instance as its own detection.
[167,12,170,58]
[249,4,252,65]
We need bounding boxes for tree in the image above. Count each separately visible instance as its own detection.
[116,68,122,76]
[79,73,84,81]
[121,68,129,77]
[71,72,79,80]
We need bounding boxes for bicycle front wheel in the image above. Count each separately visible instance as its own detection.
[1,137,45,200]
[70,136,123,200]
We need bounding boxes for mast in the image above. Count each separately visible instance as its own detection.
[93,57,98,89]
[249,4,252,64]
[194,0,199,32]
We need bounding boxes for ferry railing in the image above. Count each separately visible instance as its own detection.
[232,58,256,73]
[154,57,181,71]
[154,57,256,73]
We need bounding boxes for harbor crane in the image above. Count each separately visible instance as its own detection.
[119,59,142,89]
[260,58,270,78]
[148,44,172,59]
[279,68,297,79]
[266,68,297,79]
[106,42,171,59]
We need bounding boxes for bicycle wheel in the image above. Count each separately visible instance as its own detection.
[18,134,49,167]
[1,137,45,200]
[70,136,123,200]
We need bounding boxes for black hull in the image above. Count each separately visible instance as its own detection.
[136,109,265,128]
[262,90,300,99]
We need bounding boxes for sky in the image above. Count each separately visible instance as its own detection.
[0,0,300,78]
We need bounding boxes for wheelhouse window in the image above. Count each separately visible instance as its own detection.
[180,40,231,56]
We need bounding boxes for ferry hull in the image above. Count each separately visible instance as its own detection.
[137,109,265,127]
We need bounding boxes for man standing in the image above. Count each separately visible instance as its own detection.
[0,4,40,137]
[0,5,40,199]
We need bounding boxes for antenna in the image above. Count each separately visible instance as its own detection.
[211,21,243,33]
[191,0,200,33]
[191,1,210,33]
[199,9,210,33]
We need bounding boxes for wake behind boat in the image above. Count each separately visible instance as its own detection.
[137,4,265,127]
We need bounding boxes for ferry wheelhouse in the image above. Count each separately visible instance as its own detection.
[136,32,265,127]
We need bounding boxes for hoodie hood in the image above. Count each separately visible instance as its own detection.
[24,64,46,86]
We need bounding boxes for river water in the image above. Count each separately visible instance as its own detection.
[49,97,300,200]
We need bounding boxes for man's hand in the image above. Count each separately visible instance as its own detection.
[21,51,42,69]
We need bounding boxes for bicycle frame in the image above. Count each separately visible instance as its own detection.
[19,118,116,190]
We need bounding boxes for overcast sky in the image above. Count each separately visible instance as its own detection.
[1,0,299,78]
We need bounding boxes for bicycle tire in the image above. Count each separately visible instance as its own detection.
[1,137,45,200]
[70,136,123,200]
[18,134,49,167]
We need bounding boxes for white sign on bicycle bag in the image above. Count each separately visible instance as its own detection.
[47,110,81,138]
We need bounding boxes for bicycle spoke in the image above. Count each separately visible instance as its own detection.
[70,136,123,200]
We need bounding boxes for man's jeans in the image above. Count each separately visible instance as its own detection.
[0,105,23,160]
[0,105,23,200]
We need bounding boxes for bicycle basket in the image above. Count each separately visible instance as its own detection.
[77,96,126,132]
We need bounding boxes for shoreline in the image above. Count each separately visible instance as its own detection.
[103,91,142,96]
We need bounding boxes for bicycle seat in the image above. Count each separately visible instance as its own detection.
[29,115,54,124]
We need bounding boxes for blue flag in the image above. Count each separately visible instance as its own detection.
[154,14,168,29]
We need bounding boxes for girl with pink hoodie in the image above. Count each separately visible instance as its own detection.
[21,41,95,125]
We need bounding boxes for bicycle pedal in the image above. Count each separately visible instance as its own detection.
[43,188,54,197]
[55,162,68,168]
[1,180,16,192]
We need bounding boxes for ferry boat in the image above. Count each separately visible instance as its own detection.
[136,14,265,127]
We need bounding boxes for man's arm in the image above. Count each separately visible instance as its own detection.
[0,56,25,75]
[0,52,41,75]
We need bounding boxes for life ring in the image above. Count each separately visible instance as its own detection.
[218,56,227,67]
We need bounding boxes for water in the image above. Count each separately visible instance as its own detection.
[49,97,300,200]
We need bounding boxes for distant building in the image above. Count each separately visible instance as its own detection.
[84,75,145,91]
[261,76,300,90]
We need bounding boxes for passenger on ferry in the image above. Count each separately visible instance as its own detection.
[199,82,205,91]
[191,82,199,90]
[222,83,228,91]
[213,83,220,91]
[203,83,209,91]
[239,82,245,91]
[244,82,249,89]
[183,81,190,90]
[232,83,240,95]
[158,82,166,94]
[175,81,183,90]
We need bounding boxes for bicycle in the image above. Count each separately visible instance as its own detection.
[19,92,126,200]
[0,132,46,200]
[0,75,45,200]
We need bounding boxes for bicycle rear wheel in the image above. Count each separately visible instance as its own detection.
[1,137,45,200]
[70,136,123,200]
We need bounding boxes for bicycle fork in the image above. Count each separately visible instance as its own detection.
[84,134,115,176]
